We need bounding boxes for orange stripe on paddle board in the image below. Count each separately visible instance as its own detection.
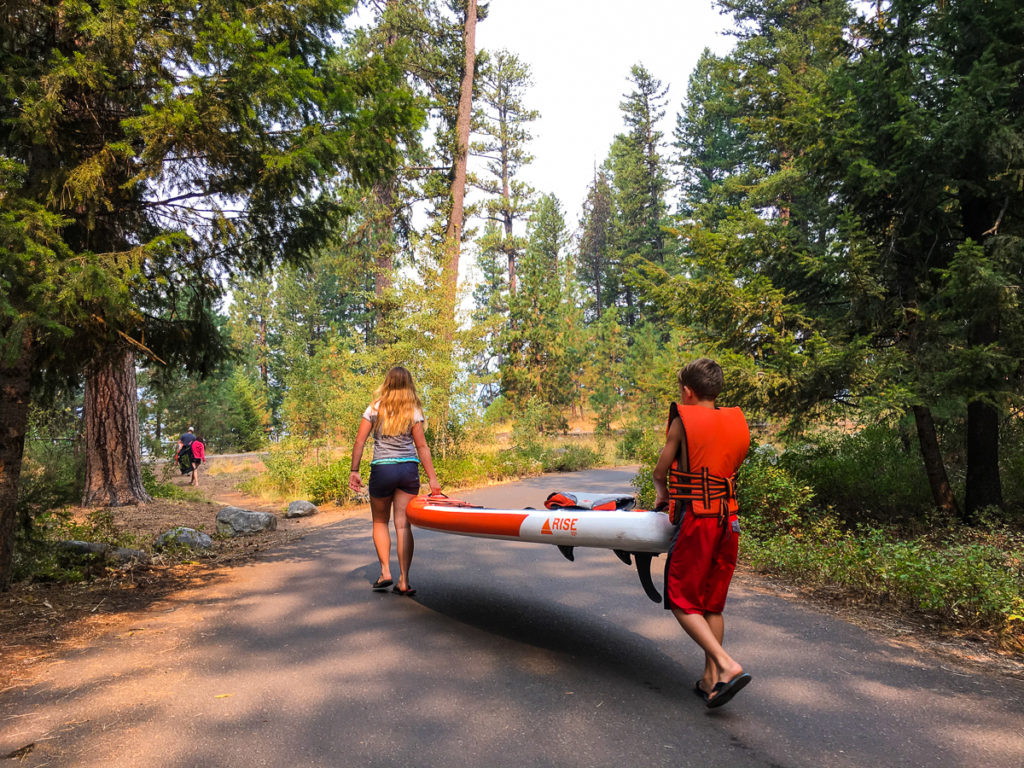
[408,498,527,537]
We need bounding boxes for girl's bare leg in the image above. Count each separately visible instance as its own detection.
[391,490,416,590]
[370,495,394,582]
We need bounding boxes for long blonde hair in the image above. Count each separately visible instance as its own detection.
[372,366,422,437]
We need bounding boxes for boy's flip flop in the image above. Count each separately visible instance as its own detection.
[392,585,417,596]
[692,680,710,702]
[706,673,751,709]
[372,578,393,591]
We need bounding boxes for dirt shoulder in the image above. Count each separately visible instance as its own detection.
[0,456,364,694]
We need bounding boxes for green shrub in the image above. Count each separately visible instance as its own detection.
[244,438,309,498]
[142,463,204,501]
[543,444,601,473]
[483,396,512,425]
[736,448,816,538]
[616,424,660,463]
[302,459,353,505]
[781,425,933,524]
[17,438,80,519]
[511,398,567,453]
[742,516,1024,643]
[12,507,145,584]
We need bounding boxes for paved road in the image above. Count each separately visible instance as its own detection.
[2,468,1022,767]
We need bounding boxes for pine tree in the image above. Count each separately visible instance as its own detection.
[604,64,670,325]
[671,49,751,221]
[799,0,1024,519]
[471,48,539,296]
[501,194,577,421]
[576,168,615,322]
[0,0,420,586]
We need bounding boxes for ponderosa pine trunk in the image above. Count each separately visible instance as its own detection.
[0,330,33,590]
[371,174,399,345]
[371,0,400,341]
[443,0,477,302]
[965,398,1002,521]
[961,192,1004,520]
[911,405,960,520]
[431,0,477,455]
[82,346,152,506]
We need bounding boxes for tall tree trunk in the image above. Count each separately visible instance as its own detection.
[82,346,152,506]
[0,330,33,591]
[443,0,477,303]
[502,150,517,295]
[371,175,399,344]
[433,0,477,456]
[961,192,1004,518]
[911,405,960,520]
[964,399,1002,520]
[259,315,269,385]
[372,1,400,339]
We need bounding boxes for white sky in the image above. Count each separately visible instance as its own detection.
[473,0,736,226]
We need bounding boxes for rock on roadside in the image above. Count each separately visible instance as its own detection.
[285,500,318,519]
[155,527,213,550]
[216,506,278,537]
[58,540,151,563]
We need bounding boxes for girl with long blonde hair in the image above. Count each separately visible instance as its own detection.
[350,366,441,595]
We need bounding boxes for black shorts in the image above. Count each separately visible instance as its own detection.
[368,461,420,498]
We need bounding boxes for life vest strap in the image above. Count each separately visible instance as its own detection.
[667,467,737,525]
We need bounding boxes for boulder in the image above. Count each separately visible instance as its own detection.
[155,527,213,550]
[58,540,150,563]
[285,500,318,519]
[216,506,278,537]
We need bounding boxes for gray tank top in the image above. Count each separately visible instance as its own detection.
[362,403,424,463]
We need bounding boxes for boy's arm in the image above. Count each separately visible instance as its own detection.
[652,418,684,508]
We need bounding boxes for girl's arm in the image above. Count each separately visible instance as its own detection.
[411,422,442,495]
[349,418,374,493]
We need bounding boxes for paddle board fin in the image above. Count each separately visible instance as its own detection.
[633,552,662,603]
[557,545,575,562]
[612,549,661,602]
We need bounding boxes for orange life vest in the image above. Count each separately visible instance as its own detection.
[666,402,750,525]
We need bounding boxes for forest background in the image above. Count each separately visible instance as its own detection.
[1,1,1022,649]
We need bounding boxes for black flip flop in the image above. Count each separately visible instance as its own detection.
[693,680,710,702]
[706,673,751,709]
[372,578,393,591]
[392,585,417,596]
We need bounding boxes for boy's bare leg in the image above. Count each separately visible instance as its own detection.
[672,607,743,691]
[699,612,726,691]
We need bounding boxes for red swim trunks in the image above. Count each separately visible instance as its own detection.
[664,512,739,615]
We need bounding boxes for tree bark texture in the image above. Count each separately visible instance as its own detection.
[443,0,477,302]
[372,1,399,326]
[911,405,960,520]
[0,330,33,590]
[964,400,1002,520]
[82,346,152,506]
[960,183,1004,517]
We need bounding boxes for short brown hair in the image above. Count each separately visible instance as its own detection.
[677,358,724,400]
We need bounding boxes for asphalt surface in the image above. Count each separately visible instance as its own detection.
[2,467,1023,767]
